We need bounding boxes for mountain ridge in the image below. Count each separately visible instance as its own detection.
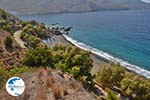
[0,0,150,14]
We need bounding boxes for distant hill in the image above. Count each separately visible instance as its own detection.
[0,0,150,14]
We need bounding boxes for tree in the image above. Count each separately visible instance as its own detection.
[120,76,150,100]
[70,66,80,79]
[50,44,94,90]
[105,88,121,100]
[0,9,8,19]
[0,66,34,89]
[51,44,93,80]
[1,24,11,32]
[23,46,52,67]
[95,65,112,87]
[0,67,9,88]
[110,64,125,87]
[120,78,137,99]
[28,36,41,48]
[95,64,125,88]
[4,36,13,48]
[30,20,37,26]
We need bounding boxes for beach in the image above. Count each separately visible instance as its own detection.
[45,34,109,75]
[45,34,150,79]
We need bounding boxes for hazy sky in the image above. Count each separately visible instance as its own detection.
[142,0,150,3]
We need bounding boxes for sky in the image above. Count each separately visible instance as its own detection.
[142,0,150,3]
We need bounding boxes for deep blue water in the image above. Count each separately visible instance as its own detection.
[17,10,150,72]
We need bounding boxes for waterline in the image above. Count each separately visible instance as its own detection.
[63,34,150,79]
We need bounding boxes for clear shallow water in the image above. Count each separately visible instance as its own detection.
[17,10,150,78]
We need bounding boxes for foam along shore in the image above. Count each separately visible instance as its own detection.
[62,34,150,79]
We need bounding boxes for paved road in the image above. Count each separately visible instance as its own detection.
[14,30,26,48]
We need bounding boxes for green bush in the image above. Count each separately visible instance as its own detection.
[28,36,41,48]
[4,36,13,48]
[51,44,93,80]
[0,9,9,19]
[21,23,49,39]
[9,66,35,76]
[105,88,121,100]
[0,67,10,88]
[0,9,21,33]
[50,44,94,90]
[95,64,125,88]
[20,22,51,48]
[96,63,150,100]
[23,46,52,67]
[0,66,34,88]
[121,76,150,100]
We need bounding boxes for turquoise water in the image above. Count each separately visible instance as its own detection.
[17,10,150,77]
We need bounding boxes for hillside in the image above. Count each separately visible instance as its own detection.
[0,0,150,14]
[0,30,25,68]
[0,68,97,100]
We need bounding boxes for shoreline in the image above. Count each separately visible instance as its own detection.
[61,34,150,79]
[44,34,108,74]
[44,34,150,78]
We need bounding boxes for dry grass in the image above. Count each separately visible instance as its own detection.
[36,86,47,100]
[37,68,45,78]
[75,82,83,92]
[37,67,52,77]
[45,77,55,88]
[62,84,69,96]
[70,80,82,90]
[52,83,63,99]
[0,88,17,100]
[46,67,52,76]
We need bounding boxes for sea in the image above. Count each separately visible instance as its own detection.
[17,10,150,78]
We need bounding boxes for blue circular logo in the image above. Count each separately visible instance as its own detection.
[6,77,25,96]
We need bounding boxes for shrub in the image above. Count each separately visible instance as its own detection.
[0,66,34,88]
[52,83,62,99]
[23,46,52,67]
[120,76,150,100]
[105,88,121,100]
[95,64,125,88]
[51,44,94,82]
[4,36,13,48]
[0,67,10,88]
[9,66,34,76]
[96,63,150,100]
